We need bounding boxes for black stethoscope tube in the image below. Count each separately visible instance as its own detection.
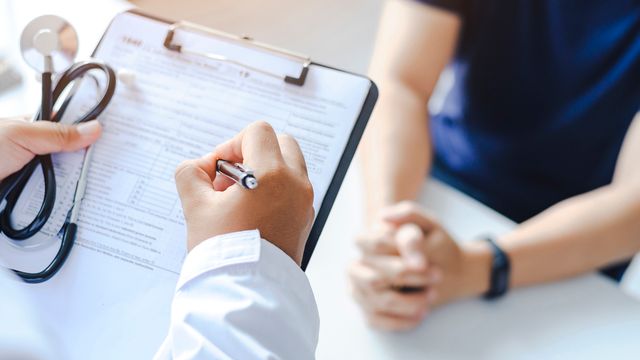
[41,71,53,120]
[0,60,116,283]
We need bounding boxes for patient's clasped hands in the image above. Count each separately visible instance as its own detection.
[350,201,491,331]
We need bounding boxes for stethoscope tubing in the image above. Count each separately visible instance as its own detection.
[0,60,116,283]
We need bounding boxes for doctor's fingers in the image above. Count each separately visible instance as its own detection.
[175,154,217,208]
[3,119,102,154]
[351,280,433,319]
[212,121,284,169]
[277,134,308,176]
[212,169,236,191]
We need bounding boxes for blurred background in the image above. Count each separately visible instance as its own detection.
[0,0,385,117]
[130,0,384,74]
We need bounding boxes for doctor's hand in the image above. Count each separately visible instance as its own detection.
[175,121,314,265]
[350,202,489,330]
[0,117,102,181]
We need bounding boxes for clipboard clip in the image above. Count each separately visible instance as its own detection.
[163,21,311,86]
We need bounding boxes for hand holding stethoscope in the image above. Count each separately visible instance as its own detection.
[0,15,117,283]
[0,117,102,180]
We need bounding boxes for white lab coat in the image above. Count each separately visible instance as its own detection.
[0,230,319,359]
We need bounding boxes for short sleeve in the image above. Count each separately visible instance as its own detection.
[414,0,466,14]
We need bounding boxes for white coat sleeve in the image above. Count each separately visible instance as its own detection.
[154,229,319,360]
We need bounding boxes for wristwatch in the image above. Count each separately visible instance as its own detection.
[483,236,511,300]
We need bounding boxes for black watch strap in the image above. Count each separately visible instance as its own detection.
[483,237,511,300]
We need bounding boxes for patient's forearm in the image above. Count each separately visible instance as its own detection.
[497,184,640,288]
[361,81,431,221]
[360,0,460,223]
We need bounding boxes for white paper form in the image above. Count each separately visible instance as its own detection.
[0,11,371,360]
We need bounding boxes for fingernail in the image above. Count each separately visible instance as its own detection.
[77,120,101,136]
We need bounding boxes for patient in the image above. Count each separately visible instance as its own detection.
[350,0,640,330]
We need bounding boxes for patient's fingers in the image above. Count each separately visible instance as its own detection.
[395,223,427,270]
[355,223,398,255]
[351,282,433,318]
[365,308,427,331]
[362,255,438,288]
[350,258,429,289]
[381,201,439,232]
[349,257,442,331]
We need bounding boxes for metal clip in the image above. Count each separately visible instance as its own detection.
[163,21,311,86]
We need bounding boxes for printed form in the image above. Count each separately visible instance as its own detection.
[0,12,371,360]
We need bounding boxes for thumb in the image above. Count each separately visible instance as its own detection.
[13,120,102,154]
[395,223,427,270]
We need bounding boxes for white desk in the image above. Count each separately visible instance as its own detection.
[2,2,640,359]
[309,166,640,359]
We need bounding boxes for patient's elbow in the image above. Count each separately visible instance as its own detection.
[624,187,640,239]
[628,183,640,214]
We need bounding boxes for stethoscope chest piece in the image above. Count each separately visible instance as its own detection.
[20,15,78,74]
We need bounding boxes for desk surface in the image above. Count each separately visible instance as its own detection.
[309,166,640,359]
[2,1,640,359]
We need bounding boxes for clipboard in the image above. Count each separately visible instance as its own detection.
[0,9,378,359]
[99,9,378,270]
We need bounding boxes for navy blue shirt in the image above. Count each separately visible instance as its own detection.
[419,0,640,224]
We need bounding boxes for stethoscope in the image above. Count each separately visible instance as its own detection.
[0,15,117,283]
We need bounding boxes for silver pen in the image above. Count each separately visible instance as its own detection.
[216,160,259,190]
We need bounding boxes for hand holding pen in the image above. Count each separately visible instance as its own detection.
[174,121,315,265]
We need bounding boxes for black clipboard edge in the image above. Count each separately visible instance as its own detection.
[302,78,377,270]
[95,9,379,270]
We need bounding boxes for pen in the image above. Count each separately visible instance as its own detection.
[216,160,259,190]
